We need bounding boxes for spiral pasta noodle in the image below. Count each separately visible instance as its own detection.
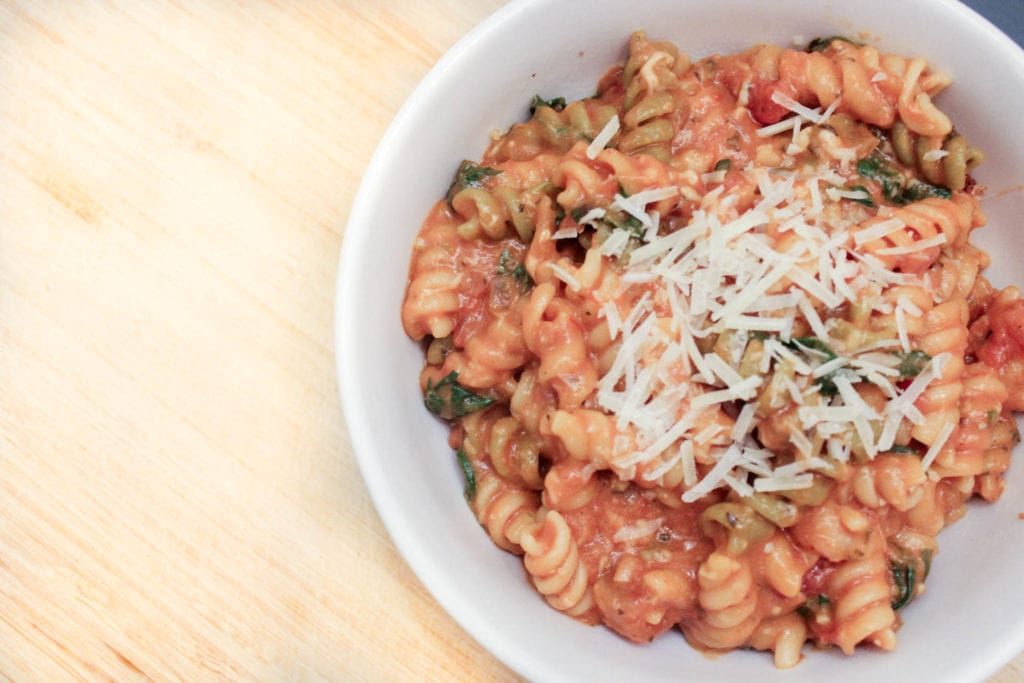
[826,534,899,654]
[686,551,760,650]
[891,120,985,192]
[470,466,540,554]
[521,509,595,616]
[402,30,1022,668]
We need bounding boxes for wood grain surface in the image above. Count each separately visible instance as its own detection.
[0,1,1020,681]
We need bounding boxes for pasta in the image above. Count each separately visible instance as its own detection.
[401,31,1022,667]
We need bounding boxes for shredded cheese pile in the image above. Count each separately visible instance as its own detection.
[563,98,954,501]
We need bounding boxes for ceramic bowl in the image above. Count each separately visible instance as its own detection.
[337,1,1024,680]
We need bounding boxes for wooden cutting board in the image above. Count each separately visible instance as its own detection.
[0,1,1020,680]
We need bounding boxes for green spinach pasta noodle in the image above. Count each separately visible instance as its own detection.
[401,31,1024,667]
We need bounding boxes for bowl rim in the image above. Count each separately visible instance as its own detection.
[335,0,1024,680]
[335,0,543,677]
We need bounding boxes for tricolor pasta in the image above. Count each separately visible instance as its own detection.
[401,32,1022,667]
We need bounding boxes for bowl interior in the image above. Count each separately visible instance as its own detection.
[337,0,1024,680]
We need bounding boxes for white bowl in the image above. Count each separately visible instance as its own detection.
[336,1,1024,680]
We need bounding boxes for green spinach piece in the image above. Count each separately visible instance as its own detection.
[797,593,832,619]
[857,154,952,205]
[857,155,906,204]
[554,205,566,228]
[893,350,932,379]
[921,548,934,580]
[424,371,495,419]
[446,161,502,203]
[602,213,645,239]
[455,448,477,500]
[784,336,838,360]
[770,336,842,396]
[815,376,840,397]
[808,35,864,52]
[496,248,534,290]
[891,562,916,610]
[902,180,952,202]
[713,158,733,172]
[846,184,876,208]
[530,95,566,114]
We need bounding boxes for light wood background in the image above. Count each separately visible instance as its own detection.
[0,1,1020,681]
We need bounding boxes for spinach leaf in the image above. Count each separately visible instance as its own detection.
[496,248,534,290]
[857,155,906,204]
[554,205,566,228]
[455,448,477,500]
[601,213,645,239]
[784,336,838,360]
[797,593,832,619]
[902,180,952,202]
[763,336,842,395]
[891,562,916,610]
[893,350,932,379]
[921,548,934,580]
[886,444,920,455]
[446,160,502,203]
[424,371,495,419]
[846,184,876,208]
[808,35,864,52]
[858,154,953,205]
[530,95,566,114]
[787,338,840,394]
[814,376,840,397]
[713,158,733,172]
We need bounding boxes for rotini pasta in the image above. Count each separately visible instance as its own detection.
[401,31,1022,668]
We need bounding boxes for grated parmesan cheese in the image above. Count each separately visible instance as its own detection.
[754,472,814,492]
[681,444,743,502]
[613,517,665,543]
[875,233,947,256]
[921,422,956,470]
[770,90,827,124]
[577,207,608,226]
[548,262,581,291]
[587,115,620,159]
[574,145,960,504]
